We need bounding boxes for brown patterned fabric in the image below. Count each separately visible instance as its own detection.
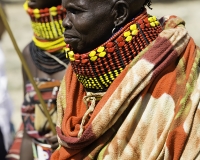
[52,15,200,160]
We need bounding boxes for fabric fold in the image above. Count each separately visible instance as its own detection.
[52,15,200,159]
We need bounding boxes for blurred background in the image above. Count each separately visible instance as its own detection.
[1,0,200,131]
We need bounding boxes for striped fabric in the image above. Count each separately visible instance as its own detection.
[7,79,61,160]
[6,124,23,160]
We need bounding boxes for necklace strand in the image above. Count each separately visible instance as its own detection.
[30,41,69,74]
[65,10,162,92]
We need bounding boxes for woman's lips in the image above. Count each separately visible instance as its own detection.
[64,35,79,44]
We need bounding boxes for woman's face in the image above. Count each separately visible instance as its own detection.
[62,0,115,53]
[28,0,62,9]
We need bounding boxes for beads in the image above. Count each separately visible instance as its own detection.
[75,69,122,90]
[23,1,66,40]
[124,31,131,37]
[148,16,160,27]
[125,36,132,42]
[130,24,139,36]
[67,51,75,61]
[130,24,136,30]
[66,12,162,91]
[90,56,98,61]
[97,46,105,52]
[49,6,57,16]
[65,14,161,64]
[24,2,65,19]
[124,32,132,42]
[99,52,106,57]
[89,51,96,57]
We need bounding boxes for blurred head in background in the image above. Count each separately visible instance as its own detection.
[27,0,62,9]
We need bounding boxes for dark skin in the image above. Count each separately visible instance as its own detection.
[28,0,62,9]
[20,0,64,160]
[62,0,146,54]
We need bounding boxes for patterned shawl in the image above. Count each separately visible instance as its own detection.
[51,15,200,159]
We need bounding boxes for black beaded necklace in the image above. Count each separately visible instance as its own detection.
[30,41,69,74]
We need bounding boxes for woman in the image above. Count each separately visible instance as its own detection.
[52,0,200,159]
[6,0,69,160]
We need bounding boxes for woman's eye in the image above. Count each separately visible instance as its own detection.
[68,8,81,14]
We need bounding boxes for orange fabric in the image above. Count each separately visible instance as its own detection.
[52,15,200,159]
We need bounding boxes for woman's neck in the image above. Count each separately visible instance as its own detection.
[23,1,66,40]
[65,9,163,92]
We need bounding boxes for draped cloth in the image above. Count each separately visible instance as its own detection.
[51,15,200,159]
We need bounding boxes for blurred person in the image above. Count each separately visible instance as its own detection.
[0,1,14,160]
[51,0,200,159]
[6,0,69,160]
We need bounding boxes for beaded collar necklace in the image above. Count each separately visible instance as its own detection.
[29,41,69,74]
[23,1,67,53]
[23,2,69,74]
[65,9,163,92]
[23,1,66,41]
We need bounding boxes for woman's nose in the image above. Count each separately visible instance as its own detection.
[62,15,72,29]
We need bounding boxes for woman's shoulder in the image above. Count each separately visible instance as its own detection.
[22,42,32,58]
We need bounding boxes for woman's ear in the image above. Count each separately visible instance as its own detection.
[111,0,129,27]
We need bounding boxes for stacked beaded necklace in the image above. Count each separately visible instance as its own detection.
[65,9,163,92]
[23,1,69,74]
[23,1,66,41]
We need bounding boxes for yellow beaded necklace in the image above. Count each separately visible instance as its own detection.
[23,1,66,52]
[65,10,163,92]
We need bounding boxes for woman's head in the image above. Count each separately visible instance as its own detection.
[27,0,62,9]
[62,0,149,53]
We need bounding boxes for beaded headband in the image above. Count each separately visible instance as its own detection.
[65,10,163,92]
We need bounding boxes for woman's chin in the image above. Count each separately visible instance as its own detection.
[66,42,93,54]
[69,44,85,54]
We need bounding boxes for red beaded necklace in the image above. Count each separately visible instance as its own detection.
[65,9,163,92]
[23,1,66,40]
